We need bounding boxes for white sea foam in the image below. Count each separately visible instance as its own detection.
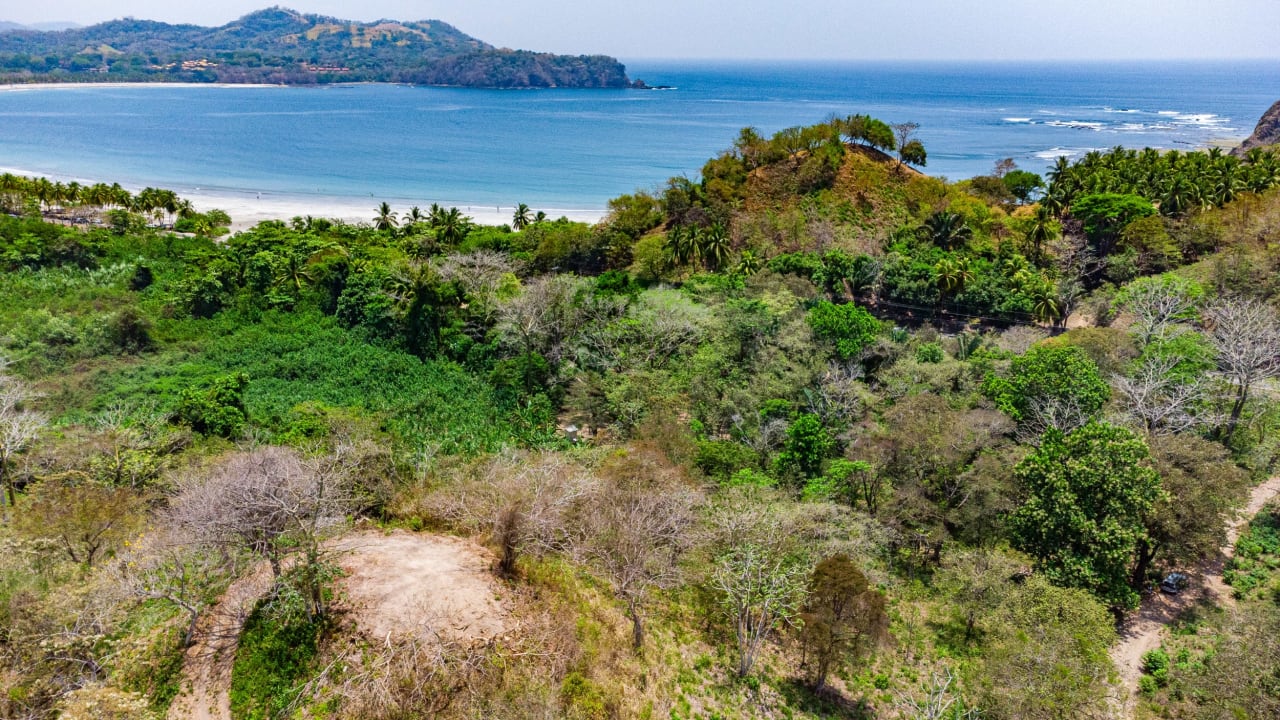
[1173,113,1228,125]
[1044,120,1104,130]
[1003,117,1033,123]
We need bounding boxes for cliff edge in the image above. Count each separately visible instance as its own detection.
[1232,99,1280,156]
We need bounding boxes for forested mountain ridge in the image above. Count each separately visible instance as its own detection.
[0,7,632,88]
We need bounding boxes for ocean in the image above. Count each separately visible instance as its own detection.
[0,60,1277,222]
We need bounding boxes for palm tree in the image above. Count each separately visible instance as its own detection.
[405,206,425,227]
[696,223,731,270]
[735,249,762,276]
[512,203,532,231]
[427,203,446,227]
[374,202,398,232]
[435,207,472,247]
[933,256,973,316]
[664,225,698,266]
[1024,205,1058,267]
[1031,287,1061,325]
[534,211,547,224]
[921,210,972,251]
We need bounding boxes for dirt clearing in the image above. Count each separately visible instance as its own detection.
[166,529,506,720]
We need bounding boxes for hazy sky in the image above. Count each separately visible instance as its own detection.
[7,0,1280,60]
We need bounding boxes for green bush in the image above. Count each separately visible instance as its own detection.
[175,372,249,438]
[915,342,944,364]
[559,671,610,720]
[807,301,882,360]
[696,440,759,481]
[1138,675,1158,697]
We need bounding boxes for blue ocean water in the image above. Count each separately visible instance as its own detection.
[0,60,1276,212]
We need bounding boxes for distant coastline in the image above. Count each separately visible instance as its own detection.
[0,81,288,92]
[0,8,634,90]
[2,60,1274,225]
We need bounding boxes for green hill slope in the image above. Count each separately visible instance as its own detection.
[0,7,631,88]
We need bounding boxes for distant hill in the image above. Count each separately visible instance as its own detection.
[0,7,630,88]
[1233,99,1280,156]
[0,21,82,32]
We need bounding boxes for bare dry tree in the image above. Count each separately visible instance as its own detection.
[113,526,227,647]
[1015,395,1093,444]
[1112,355,1217,435]
[1113,275,1201,346]
[434,250,523,326]
[423,451,596,576]
[1203,297,1280,443]
[0,357,47,518]
[169,445,357,619]
[494,274,590,364]
[706,488,811,677]
[574,472,701,650]
[896,666,979,720]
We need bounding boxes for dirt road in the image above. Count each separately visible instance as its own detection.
[1111,475,1280,717]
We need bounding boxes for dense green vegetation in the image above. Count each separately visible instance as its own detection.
[0,7,631,88]
[2,115,1279,719]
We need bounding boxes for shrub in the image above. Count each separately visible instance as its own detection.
[175,373,249,438]
[915,342,944,364]
[229,594,323,720]
[696,440,758,481]
[807,301,882,360]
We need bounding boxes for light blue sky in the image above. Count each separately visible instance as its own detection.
[7,0,1280,60]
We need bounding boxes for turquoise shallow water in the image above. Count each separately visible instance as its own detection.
[0,60,1277,212]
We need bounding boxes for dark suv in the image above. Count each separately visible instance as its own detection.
[1160,572,1189,594]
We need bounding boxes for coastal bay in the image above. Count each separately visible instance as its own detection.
[2,60,1277,225]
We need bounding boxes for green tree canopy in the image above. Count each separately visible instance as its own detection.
[984,344,1109,425]
[1008,422,1166,609]
[806,301,882,360]
[1069,193,1156,254]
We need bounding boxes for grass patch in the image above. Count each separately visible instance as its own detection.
[229,596,325,720]
[80,310,518,454]
[1224,504,1280,599]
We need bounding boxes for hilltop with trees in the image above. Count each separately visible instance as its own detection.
[0,111,1279,719]
[0,7,632,88]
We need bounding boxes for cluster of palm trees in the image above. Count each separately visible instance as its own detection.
[664,222,732,271]
[0,173,195,226]
[511,203,547,230]
[1044,146,1280,217]
[373,201,476,246]
[373,201,550,245]
[0,173,193,223]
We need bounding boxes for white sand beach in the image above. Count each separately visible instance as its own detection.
[184,190,607,233]
[0,166,606,232]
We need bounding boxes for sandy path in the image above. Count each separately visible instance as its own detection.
[166,562,275,720]
[165,530,505,720]
[1111,475,1280,717]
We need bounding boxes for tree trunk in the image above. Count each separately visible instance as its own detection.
[1131,538,1158,590]
[626,598,644,651]
[0,464,9,522]
[1223,385,1250,445]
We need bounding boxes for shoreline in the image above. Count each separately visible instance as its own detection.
[0,166,608,232]
[0,82,292,92]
